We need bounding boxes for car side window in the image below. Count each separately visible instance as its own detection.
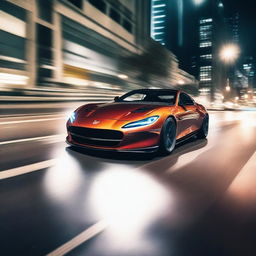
[123,93,146,101]
[179,93,194,106]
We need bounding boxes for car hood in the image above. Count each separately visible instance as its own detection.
[76,102,167,121]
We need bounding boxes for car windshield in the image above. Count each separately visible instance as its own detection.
[118,90,177,105]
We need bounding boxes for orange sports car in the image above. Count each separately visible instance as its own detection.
[66,89,208,154]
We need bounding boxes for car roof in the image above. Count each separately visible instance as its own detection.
[128,89,179,93]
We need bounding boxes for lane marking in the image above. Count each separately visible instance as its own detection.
[0,159,56,180]
[227,151,256,192]
[0,117,65,125]
[46,220,107,256]
[0,113,64,119]
[0,134,65,146]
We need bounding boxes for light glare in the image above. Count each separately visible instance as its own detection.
[193,0,204,5]
[89,167,170,238]
[220,44,240,63]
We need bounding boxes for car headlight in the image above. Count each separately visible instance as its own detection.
[122,116,159,129]
[69,112,76,123]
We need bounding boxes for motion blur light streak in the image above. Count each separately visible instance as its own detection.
[0,73,28,85]
[89,167,171,239]
[117,74,128,79]
[64,77,89,86]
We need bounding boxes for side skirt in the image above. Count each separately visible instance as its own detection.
[176,130,199,145]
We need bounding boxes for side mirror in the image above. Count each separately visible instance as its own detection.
[179,102,187,110]
[114,96,120,102]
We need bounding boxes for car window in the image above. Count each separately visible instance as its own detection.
[179,93,194,106]
[122,93,146,101]
[119,91,177,105]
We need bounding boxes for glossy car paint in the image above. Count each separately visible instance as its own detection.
[66,90,208,152]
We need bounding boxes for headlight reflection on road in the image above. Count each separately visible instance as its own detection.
[89,166,171,241]
[43,151,83,202]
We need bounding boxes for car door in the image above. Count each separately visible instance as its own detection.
[176,92,201,138]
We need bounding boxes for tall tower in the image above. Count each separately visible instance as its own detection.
[150,0,167,46]
[197,0,226,98]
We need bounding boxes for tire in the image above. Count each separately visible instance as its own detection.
[197,115,209,139]
[159,117,177,155]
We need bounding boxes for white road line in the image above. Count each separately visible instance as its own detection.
[46,220,108,256]
[0,113,65,119]
[0,134,65,146]
[227,151,256,193]
[0,159,56,180]
[0,117,65,125]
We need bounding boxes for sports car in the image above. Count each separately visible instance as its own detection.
[66,89,209,154]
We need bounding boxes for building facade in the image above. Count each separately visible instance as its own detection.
[150,0,167,46]
[0,0,196,90]
[149,0,234,98]
[150,0,198,88]
[197,0,227,98]
[0,0,147,88]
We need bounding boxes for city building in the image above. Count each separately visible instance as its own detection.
[150,0,198,88]
[1,0,196,90]
[225,12,240,93]
[197,0,226,98]
[0,0,196,90]
[226,12,239,44]
[150,0,234,98]
[150,0,167,46]
[0,0,148,88]
[150,0,191,66]
[198,17,213,92]
[242,57,255,88]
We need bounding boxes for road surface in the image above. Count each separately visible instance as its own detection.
[1,104,256,256]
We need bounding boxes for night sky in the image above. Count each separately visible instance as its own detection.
[223,0,256,58]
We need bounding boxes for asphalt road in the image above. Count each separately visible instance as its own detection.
[1,105,256,256]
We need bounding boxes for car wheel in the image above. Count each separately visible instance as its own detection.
[159,117,177,155]
[197,115,209,139]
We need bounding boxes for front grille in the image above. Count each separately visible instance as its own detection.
[68,126,123,147]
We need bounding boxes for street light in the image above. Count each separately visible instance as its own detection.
[225,78,231,91]
[226,86,231,92]
[219,44,240,64]
[193,0,205,5]
[219,44,240,97]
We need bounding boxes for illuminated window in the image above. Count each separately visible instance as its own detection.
[200,25,212,31]
[200,31,212,40]
[200,66,212,81]
[200,54,212,60]
[153,4,166,8]
[200,66,212,71]
[200,18,213,24]
[200,41,212,48]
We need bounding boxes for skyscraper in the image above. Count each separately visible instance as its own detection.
[198,17,213,91]
[197,0,226,97]
[226,13,239,44]
[150,0,230,98]
[150,0,168,46]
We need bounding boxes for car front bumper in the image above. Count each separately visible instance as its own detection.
[66,126,161,153]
